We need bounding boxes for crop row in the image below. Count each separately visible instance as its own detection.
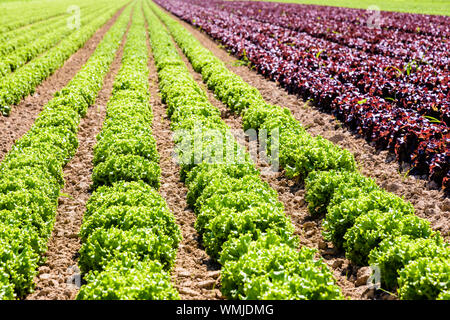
[203,1,449,38]
[0,0,91,34]
[214,0,449,70]
[0,6,104,79]
[145,1,344,300]
[305,171,449,299]
[150,1,450,300]
[156,0,449,191]
[0,2,98,58]
[190,4,450,120]
[161,0,450,122]
[0,11,75,57]
[0,5,131,300]
[0,0,127,116]
[184,0,449,93]
[76,4,181,300]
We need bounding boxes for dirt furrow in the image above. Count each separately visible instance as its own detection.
[156,6,450,240]
[25,12,131,301]
[0,5,126,164]
[145,22,222,300]
[168,35,373,300]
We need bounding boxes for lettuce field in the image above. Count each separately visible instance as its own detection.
[0,0,448,302]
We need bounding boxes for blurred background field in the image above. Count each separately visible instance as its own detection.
[251,0,450,15]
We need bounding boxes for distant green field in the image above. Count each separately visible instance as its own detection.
[2,0,449,15]
[254,0,450,16]
[0,0,35,2]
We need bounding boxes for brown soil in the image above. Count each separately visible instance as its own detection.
[158,7,450,241]
[25,11,131,301]
[145,22,222,300]
[0,6,126,164]
[169,35,373,300]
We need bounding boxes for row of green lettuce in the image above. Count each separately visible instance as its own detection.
[0,0,128,116]
[0,5,104,78]
[0,0,94,34]
[0,5,132,300]
[144,2,344,300]
[0,2,96,58]
[76,4,181,300]
[0,9,75,57]
[150,1,450,300]
[0,10,64,35]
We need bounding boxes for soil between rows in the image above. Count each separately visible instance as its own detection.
[1,1,446,301]
[167,27,375,300]
[0,5,126,164]
[157,6,450,241]
[145,17,222,300]
[25,9,132,300]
